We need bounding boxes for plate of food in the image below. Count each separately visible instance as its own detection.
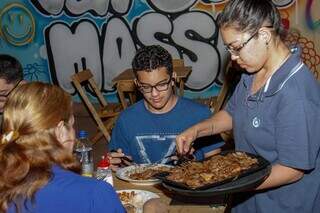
[117,189,160,213]
[115,164,172,185]
[156,151,271,194]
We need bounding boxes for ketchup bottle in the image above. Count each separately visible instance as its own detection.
[96,155,113,186]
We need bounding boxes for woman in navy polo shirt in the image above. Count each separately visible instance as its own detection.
[176,0,320,212]
[0,82,125,213]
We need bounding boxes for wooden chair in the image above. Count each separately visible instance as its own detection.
[172,59,186,96]
[116,80,137,109]
[195,61,242,146]
[196,62,241,112]
[218,62,242,146]
[172,58,184,67]
[215,62,241,112]
[71,69,122,144]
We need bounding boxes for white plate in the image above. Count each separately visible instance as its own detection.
[117,189,160,213]
[115,164,171,185]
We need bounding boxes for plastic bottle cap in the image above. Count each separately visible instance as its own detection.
[78,130,88,139]
[97,155,110,168]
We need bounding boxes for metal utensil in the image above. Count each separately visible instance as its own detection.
[164,151,194,166]
[109,150,135,166]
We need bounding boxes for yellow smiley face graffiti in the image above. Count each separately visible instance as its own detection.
[0,3,35,46]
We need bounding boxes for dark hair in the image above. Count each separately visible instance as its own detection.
[217,0,286,39]
[0,54,23,84]
[132,45,173,77]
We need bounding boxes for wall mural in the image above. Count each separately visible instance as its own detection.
[306,0,320,30]
[0,0,319,101]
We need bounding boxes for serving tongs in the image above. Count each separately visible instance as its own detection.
[165,151,194,166]
[176,153,194,166]
[151,150,195,181]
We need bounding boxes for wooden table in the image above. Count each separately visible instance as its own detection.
[112,66,192,109]
[113,174,226,213]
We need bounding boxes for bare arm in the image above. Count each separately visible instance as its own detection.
[176,110,232,154]
[196,110,233,138]
[256,164,304,190]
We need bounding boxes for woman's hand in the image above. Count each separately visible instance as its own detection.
[176,110,233,155]
[175,127,198,155]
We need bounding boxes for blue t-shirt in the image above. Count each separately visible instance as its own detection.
[109,97,223,164]
[7,166,125,213]
[226,47,320,213]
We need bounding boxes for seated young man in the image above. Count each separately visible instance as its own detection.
[108,45,223,170]
[0,54,25,113]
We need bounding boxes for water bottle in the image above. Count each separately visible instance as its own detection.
[75,130,93,177]
[95,155,113,186]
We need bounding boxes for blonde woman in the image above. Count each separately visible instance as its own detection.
[0,82,125,213]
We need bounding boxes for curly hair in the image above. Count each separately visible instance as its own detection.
[0,82,80,213]
[0,54,23,84]
[217,0,286,39]
[132,45,173,76]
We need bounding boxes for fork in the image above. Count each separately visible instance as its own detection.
[120,155,137,166]
[109,150,136,166]
[162,151,194,166]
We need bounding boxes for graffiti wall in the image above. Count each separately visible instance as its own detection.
[0,0,319,101]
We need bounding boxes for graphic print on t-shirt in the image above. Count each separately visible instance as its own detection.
[135,134,176,164]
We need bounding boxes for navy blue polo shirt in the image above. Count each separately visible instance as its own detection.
[226,47,320,213]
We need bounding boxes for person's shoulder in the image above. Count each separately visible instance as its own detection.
[293,66,319,97]
[179,97,210,111]
[122,99,144,113]
[32,166,124,213]
[286,62,318,88]
[296,64,318,82]
[90,181,125,213]
[50,166,112,191]
[118,100,145,119]
[176,97,211,119]
[288,46,318,84]
[276,65,319,106]
[90,179,118,195]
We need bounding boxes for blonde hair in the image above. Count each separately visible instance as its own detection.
[0,82,80,212]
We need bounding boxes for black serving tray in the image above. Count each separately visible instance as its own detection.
[162,165,271,197]
[155,151,271,191]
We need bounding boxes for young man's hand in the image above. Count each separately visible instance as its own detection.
[108,148,133,171]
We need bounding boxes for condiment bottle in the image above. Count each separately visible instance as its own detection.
[96,155,113,186]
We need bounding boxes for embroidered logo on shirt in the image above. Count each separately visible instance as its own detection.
[252,117,261,128]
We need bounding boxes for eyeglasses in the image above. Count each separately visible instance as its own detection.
[225,32,257,56]
[225,26,273,56]
[0,79,22,99]
[137,77,172,93]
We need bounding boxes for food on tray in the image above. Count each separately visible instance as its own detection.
[128,165,172,180]
[166,152,258,189]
